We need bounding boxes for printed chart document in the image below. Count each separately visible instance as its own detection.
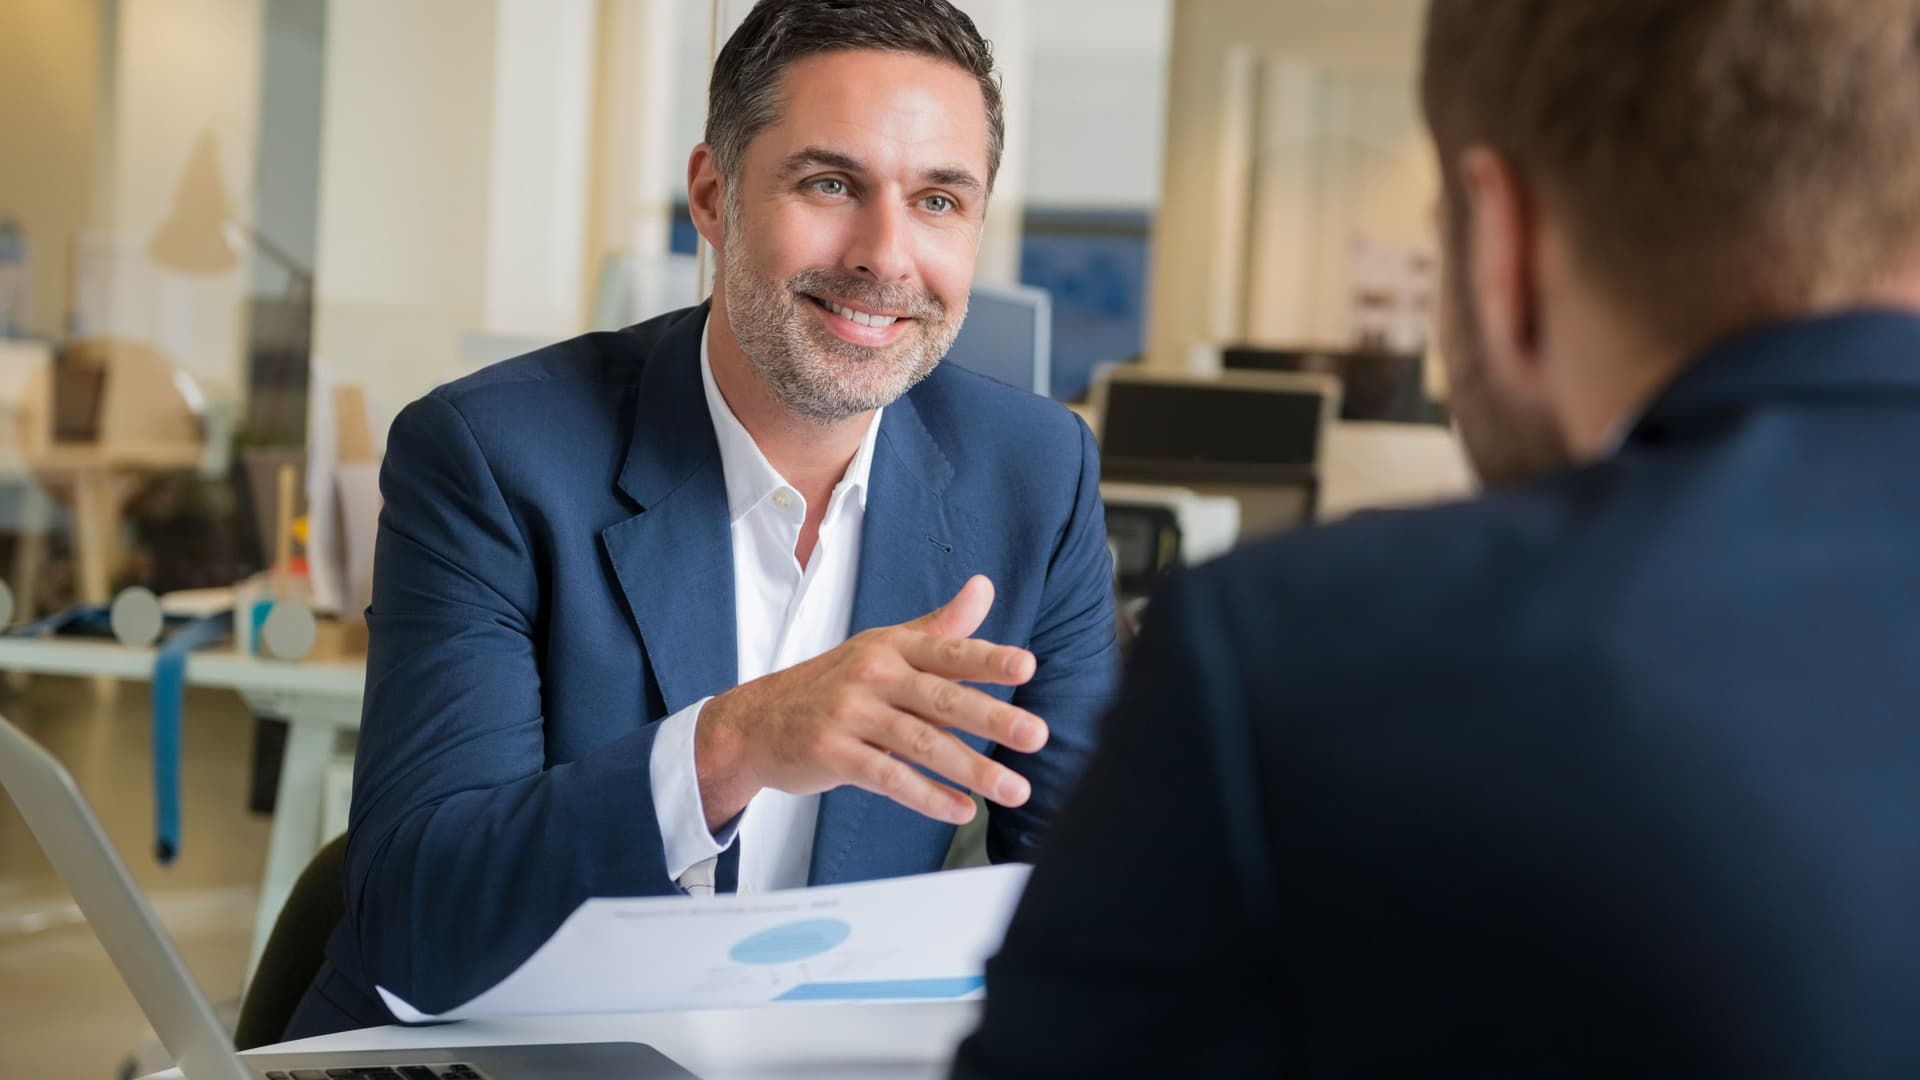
[378,863,1030,1022]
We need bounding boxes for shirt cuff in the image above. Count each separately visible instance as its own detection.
[649,696,741,881]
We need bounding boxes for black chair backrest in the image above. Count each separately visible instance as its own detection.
[233,832,347,1050]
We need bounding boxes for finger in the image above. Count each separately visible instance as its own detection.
[838,742,977,825]
[898,631,1036,686]
[907,575,994,640]
[868,709,1033,807]
[893,671,1048,753]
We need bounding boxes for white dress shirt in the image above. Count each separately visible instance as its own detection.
[647,322,883,894]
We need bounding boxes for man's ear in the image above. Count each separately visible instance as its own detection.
[1457,146,1547,388]
[687,144,728,256]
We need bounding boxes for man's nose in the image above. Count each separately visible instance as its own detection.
[843,199,913,285]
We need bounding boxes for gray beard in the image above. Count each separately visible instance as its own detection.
[720,205,966,425]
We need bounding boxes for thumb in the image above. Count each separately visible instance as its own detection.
[912,575,995,639]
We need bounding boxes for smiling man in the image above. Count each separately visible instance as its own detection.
[285,0,1118,1038]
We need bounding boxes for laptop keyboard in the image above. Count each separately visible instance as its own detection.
[262,1066,488,1080]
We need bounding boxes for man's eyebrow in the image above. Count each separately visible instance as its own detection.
[923,165,985,195]
[776,147,864,178]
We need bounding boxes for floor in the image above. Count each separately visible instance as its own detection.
[0,678,269,1079]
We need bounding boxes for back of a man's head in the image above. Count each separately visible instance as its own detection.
[1422,0,1920,353]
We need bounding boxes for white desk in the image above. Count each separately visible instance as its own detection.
[0,633,363,966]
[148,1000,979,1079]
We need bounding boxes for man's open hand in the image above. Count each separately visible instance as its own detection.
[694,576,1046,831]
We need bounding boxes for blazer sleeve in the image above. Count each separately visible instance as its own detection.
[342,393,681,1015]
[954,571,1276,1078]
[991,414,1122,862]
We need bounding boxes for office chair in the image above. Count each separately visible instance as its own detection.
[233,832,346,1050]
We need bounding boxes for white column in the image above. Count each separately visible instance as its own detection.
[313,0,608,411]
[482,0,600,338]
[581,0,691,323]
[1242,59,1319,346]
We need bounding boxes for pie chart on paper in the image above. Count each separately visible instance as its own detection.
[729,918,853,965]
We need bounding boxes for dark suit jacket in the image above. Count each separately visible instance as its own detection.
[956,312,1920,1078]
[287,303,1119,1036]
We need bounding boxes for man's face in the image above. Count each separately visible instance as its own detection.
[717,50,988,425]
[1435,184,1574,488]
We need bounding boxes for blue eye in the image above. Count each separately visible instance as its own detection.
[924,195,954,214]
[812,178,847,197]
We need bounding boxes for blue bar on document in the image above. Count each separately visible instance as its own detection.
[774,976,987,1002]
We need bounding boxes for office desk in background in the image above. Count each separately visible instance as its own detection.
[0,622,363,968]
[21,440,207,611]
[1,337,215,623]
[146,1001,980,1080]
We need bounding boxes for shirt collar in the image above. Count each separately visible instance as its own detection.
[699,318,883,524]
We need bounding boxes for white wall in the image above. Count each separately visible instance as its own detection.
[313,0,619,410]
[1023,0,1171,210]
[1148,0,1430,369]
[483,0,599,338]
[584,0,684,280]
[310,0,498,413]
[1248,63,1435,345]
[0,0,104,339]
[104,0,264,402]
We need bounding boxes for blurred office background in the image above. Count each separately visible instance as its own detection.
[0,1,1463,1076]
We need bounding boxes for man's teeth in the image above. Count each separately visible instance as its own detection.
[825,300,898,328]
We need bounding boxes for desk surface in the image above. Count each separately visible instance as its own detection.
[148,1001,979,1079]
[0,624,365,701]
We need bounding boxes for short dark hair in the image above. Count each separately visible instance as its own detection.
[1422,0,1920,350]
[705,0,1005,192]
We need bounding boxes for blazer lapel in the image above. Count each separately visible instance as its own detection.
[599,305,739,715]
[810,392,972,884]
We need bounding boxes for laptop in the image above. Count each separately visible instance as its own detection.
[0,710,694,1080]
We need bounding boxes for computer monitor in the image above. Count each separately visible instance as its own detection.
[1092,368,1340,535]
[942,282,1051,397]
[1221,345,1436,424]
[1095,368,1339,482]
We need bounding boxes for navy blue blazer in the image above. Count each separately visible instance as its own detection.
[289,303,1118,1035]
[958,312,1920,1077]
